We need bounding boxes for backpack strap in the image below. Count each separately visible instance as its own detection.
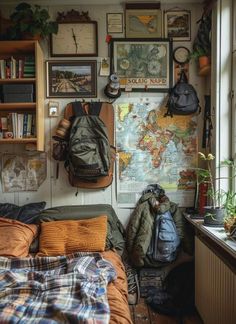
[72,101,86,117]
[88,102,103,116]
[71,101,103,117]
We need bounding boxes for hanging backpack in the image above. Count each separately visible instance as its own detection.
[147,211,180,263]
[164,69,200,117]
[65,101,112,181]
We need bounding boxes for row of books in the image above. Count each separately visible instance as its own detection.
[0,113,36,139]
[0,55,35,79]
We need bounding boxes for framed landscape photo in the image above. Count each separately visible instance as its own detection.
[110,38,172,92]
[46,61,97,98]
[106,13,123,33]
[125,9,162,38]
[164,10,191,41]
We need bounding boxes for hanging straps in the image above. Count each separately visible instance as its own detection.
[72,101,103,117]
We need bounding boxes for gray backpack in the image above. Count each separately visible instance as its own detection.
[147,211,180,263]
[65,102,111,181]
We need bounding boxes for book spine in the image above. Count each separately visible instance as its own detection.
[23,113,28,138]
[27,114,32,137]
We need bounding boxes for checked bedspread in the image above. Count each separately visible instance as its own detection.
[0,252,116,323]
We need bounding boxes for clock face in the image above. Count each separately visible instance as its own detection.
[148,59,161,75]
[173,46,190,64]
[50,22,98,57]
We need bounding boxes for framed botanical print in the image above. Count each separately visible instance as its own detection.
[46,60,97,98]
[164,10,191,41]
[125,9,162,38]
[110,38,173,92]
[50,21,98,57]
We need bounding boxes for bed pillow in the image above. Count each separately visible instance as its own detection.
[0,217,38,257]
[34,204,126,254]
[0,202,46,223]
[38,215,107,256]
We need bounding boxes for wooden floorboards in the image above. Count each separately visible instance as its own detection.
[129,298,203,324]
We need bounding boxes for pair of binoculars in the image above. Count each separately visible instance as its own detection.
[53,118,71,141]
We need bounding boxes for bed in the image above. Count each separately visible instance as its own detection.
[0,203,133,323]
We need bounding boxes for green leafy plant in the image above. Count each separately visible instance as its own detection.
[188,47,209,61]
[8,2,58,40]
[196,152,236,217]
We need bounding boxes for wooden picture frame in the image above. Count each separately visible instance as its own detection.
[50,21,98,57]
[125,9,162,38]
[164,10,191,41]
[46,60,97,98]
[110,38,172,92]
[106,13,123,34]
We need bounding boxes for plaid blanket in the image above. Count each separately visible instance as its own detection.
[0,252,116,323]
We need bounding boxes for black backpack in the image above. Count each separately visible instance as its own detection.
[65,102,111,181]
[146,261,195,317]
[147,211,180,263]
[164,70,200,117]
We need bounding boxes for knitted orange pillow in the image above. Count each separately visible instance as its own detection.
[38,215,107,256]
[0,217,38,257]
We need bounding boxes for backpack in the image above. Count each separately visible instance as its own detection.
[164,69,200,117]
[147,211,180,263]
[146,261,195,316]
[65,101,112,181]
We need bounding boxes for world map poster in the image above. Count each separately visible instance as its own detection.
[115,100,198,207]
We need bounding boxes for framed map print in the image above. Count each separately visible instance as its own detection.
[125,9,162,38]
[111,38,173,92]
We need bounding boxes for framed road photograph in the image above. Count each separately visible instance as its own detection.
[125,9,162,38]
[106,13,123,33]
[164,10,191,41]
[46,61,97,98]
[110,38,172,92]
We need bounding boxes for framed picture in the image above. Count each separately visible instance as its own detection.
[125,9,162,38]
[106,13,123,33]
[164,10,191,41]
[110,38,173,92]
[50,21,98,57]
[46,61,97,98]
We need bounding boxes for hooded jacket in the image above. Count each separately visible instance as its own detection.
[126,190,191,267]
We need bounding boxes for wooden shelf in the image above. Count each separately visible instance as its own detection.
[0,40,44,151]
[199,65,211,76]
[0,138,37,143]
[0,78,35,83]
[0,103,36,110]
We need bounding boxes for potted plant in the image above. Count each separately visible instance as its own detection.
[7,2,58,40]
[196,152,236,227]
[189,47,210,70]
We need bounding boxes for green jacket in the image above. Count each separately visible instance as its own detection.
[126,193,192,267]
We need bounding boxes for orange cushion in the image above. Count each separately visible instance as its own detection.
[38,215,107,256]
[0,217,38,257]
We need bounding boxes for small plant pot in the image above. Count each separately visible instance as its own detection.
[203,206,225,227]
[199,56,210,69]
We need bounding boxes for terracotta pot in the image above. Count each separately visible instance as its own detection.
[199,56,210,69]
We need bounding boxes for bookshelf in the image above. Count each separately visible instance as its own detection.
[0,40,44,151]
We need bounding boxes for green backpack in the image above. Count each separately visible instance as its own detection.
[66,102,111,181]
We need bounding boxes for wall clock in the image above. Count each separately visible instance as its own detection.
[50,21,98,57]
[173,46,190,65]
